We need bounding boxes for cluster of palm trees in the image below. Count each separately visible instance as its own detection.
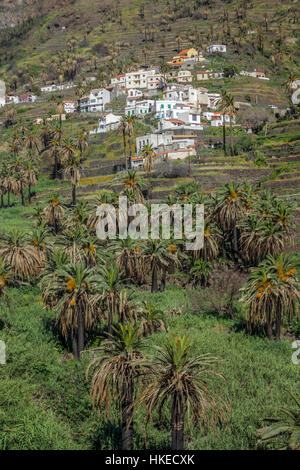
[0,118,89,208]
[0,155,38,207]
[0,166,299,449]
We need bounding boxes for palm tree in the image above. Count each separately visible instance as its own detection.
[75,133,88,156]
[257,390,300,450]
[64,152,84,206]
[0,230,41,281]
[121,170,145,204]
[127,116,135,169]
[144,239,178,293]
[86,323,144,450]
[213,182,244,260]
[43,196,65,234]
[23,159,38,203]
[118,116,128,170]
[138,301,167,336]
[240,254,300,340]
[99,263,124,334]
[217,89,228,154]
[218,91,236,156]
[138,335,229,450]
[41,263,102,359]
[49,139,62,180]
[190,258,212,287]
[0,258,11,300]
[142,143,154,200]
[24,131,40,153]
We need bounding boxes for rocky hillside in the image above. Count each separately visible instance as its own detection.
[0,0,299,86]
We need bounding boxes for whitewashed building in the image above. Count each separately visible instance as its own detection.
[79,88,111,113]
[136,133,173,152]
[41,82,75,93]
[126,99,155,117]
[90,113,122,134]
[63,100,77,114]
[206,45,227,53]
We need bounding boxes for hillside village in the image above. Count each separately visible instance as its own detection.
[0,43,291,174]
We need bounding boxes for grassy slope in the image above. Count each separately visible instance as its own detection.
[0,284,298,450]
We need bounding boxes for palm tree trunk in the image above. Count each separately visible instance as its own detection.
[7,190,10,207]
[28,183,32,203]
[77,310,84,358]
[129,137,132,170]
[123,128,128,171]
[160,269,166,292]
[20,188,25,206]
[122,379,134,450]
[71,330,79,359]
[72,184,76,206]
[151,265,159,293]
[108,301,113,335]
[229,116,234,156]
[222,116,226,154]
[171,393,185,450]
[1,194,3,208]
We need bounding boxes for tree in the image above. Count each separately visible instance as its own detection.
[138,335,229,450]
[217,89,228,154]
[118,117,128,171]
[86,323,144,450]
[42,263,102,359]
[142,143,154,200]
[143,240,178,293]
[240,254,300,340]
[0,230,41,282]
[257,390,300,450]
[23,159,38,203]
[99,263,124,334]
[64,152,84,206]
[43,196,65,234]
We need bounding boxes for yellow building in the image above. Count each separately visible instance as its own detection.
[178,48,198,59]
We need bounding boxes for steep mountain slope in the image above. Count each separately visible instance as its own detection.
[0,0,299,86]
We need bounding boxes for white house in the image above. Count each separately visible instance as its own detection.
[63,100,77,114]
[79,88,111,113]
[206,45,227,53]
[6,93,19,104]
[41,82,75,93]
[41,83,57,93]
[125,99,155,117]
[177,70,193,83]
[203,111,235,126]
[240,70,269,80]
[90,113,122,134]
[136,133,173,152]
[147,73,164,90]
[18,93,37,104]
[154,100,178,119]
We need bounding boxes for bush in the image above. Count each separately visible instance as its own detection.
[153,161,190,178]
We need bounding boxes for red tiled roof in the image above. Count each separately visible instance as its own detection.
[164,119,185,124]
